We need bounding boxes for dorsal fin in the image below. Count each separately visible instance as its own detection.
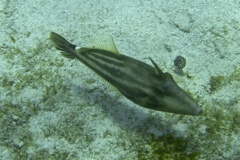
[149,57,165,79]
[85,35,119,54]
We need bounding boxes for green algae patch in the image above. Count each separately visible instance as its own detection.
[209,75,225,92]
[209,66,240,93]
[136,135,200,160]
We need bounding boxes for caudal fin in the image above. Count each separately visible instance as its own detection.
[50,32,77,59]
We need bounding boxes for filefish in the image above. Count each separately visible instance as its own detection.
[49,32,202,116]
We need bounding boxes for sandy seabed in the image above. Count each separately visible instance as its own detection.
[0,0,239,159]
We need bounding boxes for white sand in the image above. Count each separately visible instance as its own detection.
[0,0,239,159]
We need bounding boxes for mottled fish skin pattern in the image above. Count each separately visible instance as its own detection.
[50,32,202,116]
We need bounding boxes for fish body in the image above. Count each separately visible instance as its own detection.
[50,32,202,115]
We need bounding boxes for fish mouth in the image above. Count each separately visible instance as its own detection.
[192,106,202,115]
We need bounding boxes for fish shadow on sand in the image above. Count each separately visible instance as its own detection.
[73,83,176,137]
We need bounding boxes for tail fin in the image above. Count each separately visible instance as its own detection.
[50,32,77,59]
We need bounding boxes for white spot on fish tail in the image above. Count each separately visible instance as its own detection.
[75,46,81,50]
